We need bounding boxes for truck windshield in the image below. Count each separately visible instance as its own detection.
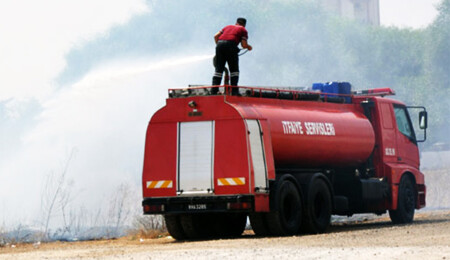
[394,106,416,141]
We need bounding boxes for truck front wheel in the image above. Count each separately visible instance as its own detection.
[266,178,302,236]
[389,175,416,224]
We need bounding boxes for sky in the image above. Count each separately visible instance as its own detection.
[0,0,443,229]
[380,0,442,28]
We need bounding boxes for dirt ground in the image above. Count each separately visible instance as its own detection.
[1,210,449,260]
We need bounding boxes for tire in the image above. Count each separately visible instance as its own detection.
[389,175,416,224]
[164,214,187,240]
[213,213,247,237]
[302,178,332,234]
[265,179,302,236]
[249,213,271,236]
[179,214,215,239]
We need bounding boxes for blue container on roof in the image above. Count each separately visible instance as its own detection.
[323,82,339,95]
[339,82,352,103]
[312,83,324,92]
[312,82,352,103]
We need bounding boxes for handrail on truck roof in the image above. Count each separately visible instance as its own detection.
[168,85,395,103]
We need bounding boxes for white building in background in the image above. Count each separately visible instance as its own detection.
[320,0,380,26]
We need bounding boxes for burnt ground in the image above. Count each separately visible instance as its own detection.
[1,209,449,260]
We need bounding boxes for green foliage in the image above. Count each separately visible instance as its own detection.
[421,0,450,143]
[429,0,450,78]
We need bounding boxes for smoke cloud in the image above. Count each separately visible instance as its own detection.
[1,0,449,237]
[0,52,213,229]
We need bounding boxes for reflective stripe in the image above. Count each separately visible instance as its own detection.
[214,72,223,77]
[217,177,245,186]
[147,180,173,189]
[230,72,240,77]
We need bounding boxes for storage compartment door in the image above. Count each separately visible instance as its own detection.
[246,120,268,191]
[178,121,214,194]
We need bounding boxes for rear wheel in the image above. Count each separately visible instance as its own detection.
[164,214,187,240]
[389,175,416,224]
[213,213,247,237]
[179,214,215,239]
[302,178,332,234]
[265,179,302,236]
[249,213,271,236]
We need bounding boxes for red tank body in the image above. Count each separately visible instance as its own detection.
[142,85,427,239]
[230,99,375,168]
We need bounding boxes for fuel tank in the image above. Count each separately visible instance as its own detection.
[230,98,376,169]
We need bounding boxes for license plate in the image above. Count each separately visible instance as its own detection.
[187,204,207,210]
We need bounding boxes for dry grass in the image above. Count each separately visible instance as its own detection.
[127,229,169,240]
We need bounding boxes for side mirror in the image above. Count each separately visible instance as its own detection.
[419,111,428,130]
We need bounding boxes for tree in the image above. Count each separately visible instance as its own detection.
[423,0,450,144]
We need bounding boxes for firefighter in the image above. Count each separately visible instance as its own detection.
[211,17,252,95]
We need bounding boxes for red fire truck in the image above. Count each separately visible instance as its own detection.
[142,83,428,239]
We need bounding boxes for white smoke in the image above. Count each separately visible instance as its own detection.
[0,53,214,229]
[0,0,149,101]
